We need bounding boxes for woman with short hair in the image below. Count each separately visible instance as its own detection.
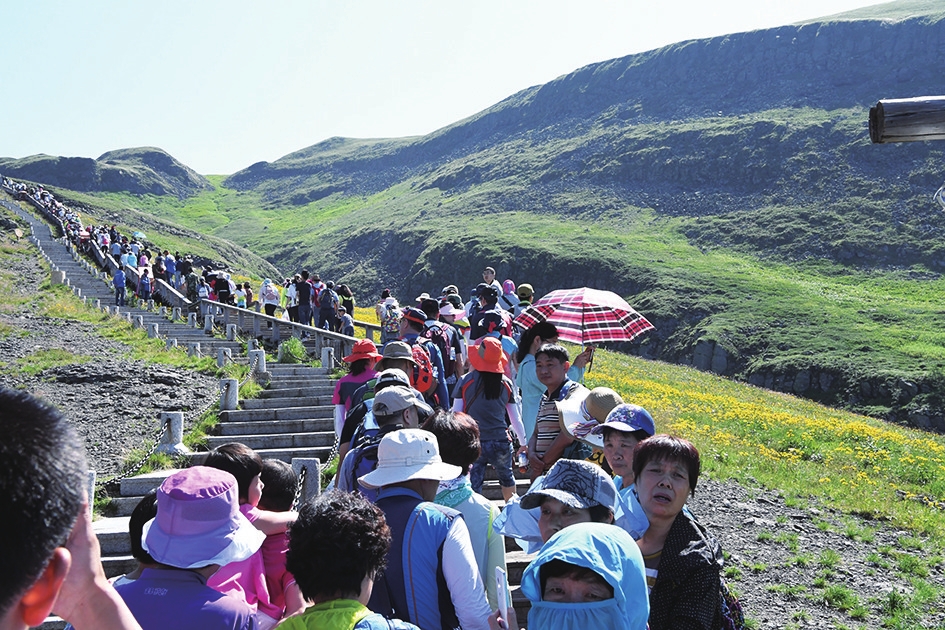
[632,435,723,630]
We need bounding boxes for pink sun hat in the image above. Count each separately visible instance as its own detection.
[142,466,265,569]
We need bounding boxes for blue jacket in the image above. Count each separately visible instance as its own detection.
[369,487,462,630]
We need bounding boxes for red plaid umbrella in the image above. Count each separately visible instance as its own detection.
[513,287,654,345]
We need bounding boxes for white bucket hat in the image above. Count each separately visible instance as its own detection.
[359,429,461,489]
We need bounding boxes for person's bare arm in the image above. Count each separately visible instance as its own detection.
[540,431,575,467]
[526,433,544,480]
[283,582,307,618]
[252,508,298,536]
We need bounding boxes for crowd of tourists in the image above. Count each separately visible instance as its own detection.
[1,175,265,314]
[1,177,739,629]
[317,268,737,629]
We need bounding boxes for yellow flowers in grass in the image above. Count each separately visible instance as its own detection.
[581,346,945,536]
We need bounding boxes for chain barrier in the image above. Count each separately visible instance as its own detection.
[240,351,261,387]
[291,466,308,511]
[183,386,222,425]
[98,420,170,490]
[325,434,340,470]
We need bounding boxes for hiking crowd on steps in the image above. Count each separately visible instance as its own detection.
[1,176,736,630]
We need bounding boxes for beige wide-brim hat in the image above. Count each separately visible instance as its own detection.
[359,429,461,489]
[558,387,624,449]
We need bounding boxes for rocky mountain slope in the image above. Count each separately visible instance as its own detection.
[0,147,210,198]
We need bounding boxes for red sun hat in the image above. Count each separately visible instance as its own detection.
[468,336,508,374]
[343,338,382,363]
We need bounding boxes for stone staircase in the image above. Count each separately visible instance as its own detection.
[8,201,247,361]
[83,362,536,626]
[7,201,537,627]
[209,365,338,462]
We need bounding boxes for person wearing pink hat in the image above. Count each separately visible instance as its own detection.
[451,337,527,502]
[499,279,517,312]
[115,466,264,630]
[332,339,382,437]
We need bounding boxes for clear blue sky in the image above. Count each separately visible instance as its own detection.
[2,0,887,175]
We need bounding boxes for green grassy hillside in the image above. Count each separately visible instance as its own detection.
[18,1,945,430]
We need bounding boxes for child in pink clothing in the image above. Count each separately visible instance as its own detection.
[204,443,299,630]
[257,460,306,620]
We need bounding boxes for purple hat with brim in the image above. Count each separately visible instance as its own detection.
[142,466,265,569]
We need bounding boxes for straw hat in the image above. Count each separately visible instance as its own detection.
[558,387,624,449]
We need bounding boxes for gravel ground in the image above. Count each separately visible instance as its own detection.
[0,247,217,478]
[689,477,945,629]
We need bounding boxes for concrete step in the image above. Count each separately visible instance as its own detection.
[241,395,333,409]
[505,549,534,585]
[95,517,132,555]
[119,469,176,497]
[108,495,144,517]
[103,554,139,579]
[266,378,334,389]
[239,445,335,463]
[267,365,330,377]
[205,431,335,451]
[479,478,531,501]
[214,418,334,435]
[154,328,219,337]
[259,386,335,398]
[484,464,533,482]
[219,406,334,422]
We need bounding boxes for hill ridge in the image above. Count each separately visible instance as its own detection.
[0,146,210,198]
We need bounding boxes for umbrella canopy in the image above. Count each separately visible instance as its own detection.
[133,231,146,240]
[513,287,654,345]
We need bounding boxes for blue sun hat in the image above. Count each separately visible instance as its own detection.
[590,404,656,439]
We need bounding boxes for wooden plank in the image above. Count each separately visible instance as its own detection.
[870,96,945,143]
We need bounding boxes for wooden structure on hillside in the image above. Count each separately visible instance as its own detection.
[870,96,945,143]
[870,96,945,208]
